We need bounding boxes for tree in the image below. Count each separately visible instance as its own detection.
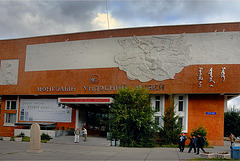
[224,111,240,137]
[157,94,182,145]
[109,87,157,147]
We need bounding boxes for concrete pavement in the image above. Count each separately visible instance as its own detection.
[0,136,231,161]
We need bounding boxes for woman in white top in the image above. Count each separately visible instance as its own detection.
[83,127,87,142]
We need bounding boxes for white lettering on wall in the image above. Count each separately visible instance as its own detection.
[197,67,226,88]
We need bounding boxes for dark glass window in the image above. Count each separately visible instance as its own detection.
[11,101,16,110]
[6,101,10,110]
[155,117,160,125]
[155,101,160,111]
[6,100,17,110]
[178,117,183,127]
[5,113,16,123]
[155,96,160,112]
[179,101,183,111]
[178,96,184,111]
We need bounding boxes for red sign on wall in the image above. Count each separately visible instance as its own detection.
[58,97,113,104]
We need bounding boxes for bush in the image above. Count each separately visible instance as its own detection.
[22,136,30,142]
[41,140,48,143]
[41,133,52,141]
[20,134,52,143]
[17,132,25,137]
[10,136,15,141]
[190,125,209,146]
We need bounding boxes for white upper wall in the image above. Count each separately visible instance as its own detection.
[25,31,240,82]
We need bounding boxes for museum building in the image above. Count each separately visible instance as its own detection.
[0,22,240,146]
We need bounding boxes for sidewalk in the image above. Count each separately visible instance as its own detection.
[0,136,231,161]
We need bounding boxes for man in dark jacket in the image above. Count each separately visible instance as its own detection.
[188,135,197,153]
[179,133,187,152]
[196,134,206,154]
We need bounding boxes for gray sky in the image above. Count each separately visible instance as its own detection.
[1,0,240,107]
[228,96,240,110]
[1,0,240,40]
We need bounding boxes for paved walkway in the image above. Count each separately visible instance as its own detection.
[0,136,232,161]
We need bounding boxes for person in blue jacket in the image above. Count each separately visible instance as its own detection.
[188,135,197,153]
[179,133,187,152]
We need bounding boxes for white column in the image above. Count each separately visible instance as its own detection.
[75,109,79,130]
[224,95,228,112]
[16,96,20,123]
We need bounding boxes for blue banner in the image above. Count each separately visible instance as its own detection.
[206,112,216,115]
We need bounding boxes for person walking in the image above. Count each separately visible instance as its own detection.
[188,135,197,153]
[229,133,235,147]
[82,123,87,130]
[196,134,206,154]
[179,133,187,152]
[82,123,88,142]
[83,127,87,142]
[74,128,80,143]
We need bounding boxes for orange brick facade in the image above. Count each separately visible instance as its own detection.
[0,22,240,145]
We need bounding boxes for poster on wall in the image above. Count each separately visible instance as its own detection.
[20,99,72,122]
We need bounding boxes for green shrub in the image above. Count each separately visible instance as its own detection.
[10,136,15,141]
[17,132,25,137]
[41,140,48,143]
[41,133,52,141]
[18,134,52,142]
[22,136,30,142]
[190,125,209,146]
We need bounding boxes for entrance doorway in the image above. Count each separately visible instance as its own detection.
[86,105,109,137]
[58,97,113,137]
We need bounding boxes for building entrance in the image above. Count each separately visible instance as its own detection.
[86,105,109,137]
[58,97,113,137]
[76,104,109,137]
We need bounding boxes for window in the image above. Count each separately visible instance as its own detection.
[152,95,165,127]
[6,100,17,110]
[178,96,183,111]
[174,95,188,133]
[178,117,183,128]
[155,96,161,112]
[5,113,16,124]
[155,117,160,126]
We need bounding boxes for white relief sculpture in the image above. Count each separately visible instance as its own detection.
[114,35,192,82]
[3,63,16,84]
[25,31,240,82]
[0,59,19,85]
[221,67,226,82]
